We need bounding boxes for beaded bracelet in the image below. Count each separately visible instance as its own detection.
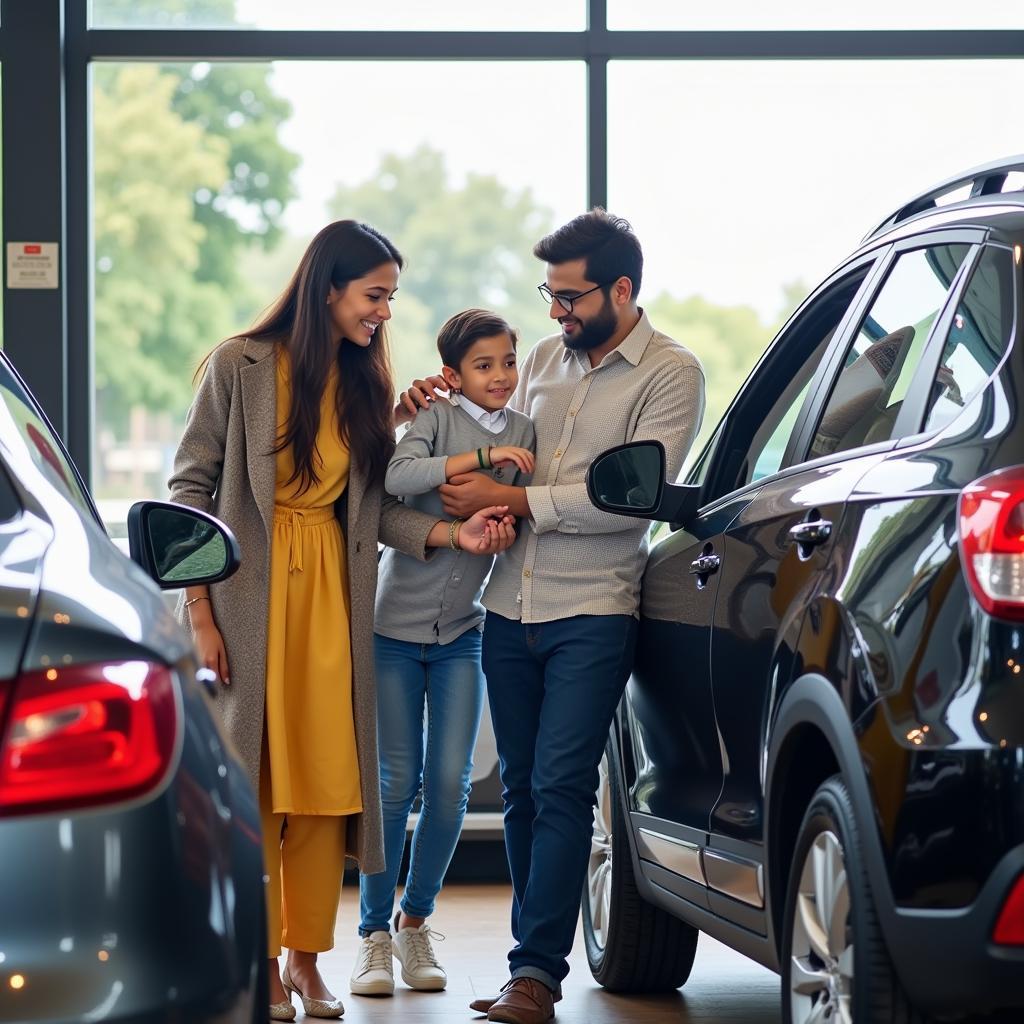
[448,518,464,551]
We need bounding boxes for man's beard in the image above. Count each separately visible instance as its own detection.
[561,296,617,352]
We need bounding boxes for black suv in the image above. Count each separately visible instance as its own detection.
[581,156,1024,1023]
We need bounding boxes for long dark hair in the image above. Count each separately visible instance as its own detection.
[208,220,402,491]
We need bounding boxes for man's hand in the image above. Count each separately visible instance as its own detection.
[440,471,517,518]
[393,374,447,427]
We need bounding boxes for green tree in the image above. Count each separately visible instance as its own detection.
[93,65,233,430]
[328,146,555,392]
[92,0,299,501]
[94,0,298,318]
[647,286,804,457]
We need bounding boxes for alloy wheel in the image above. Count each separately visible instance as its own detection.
[587,751,614,952]
[789,829,854,1024]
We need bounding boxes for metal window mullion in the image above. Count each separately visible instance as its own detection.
[83,29,590,61]
[80,28,1024,63]
[587,57,608,210]
[1,0,68,438]
[64,0,91,479]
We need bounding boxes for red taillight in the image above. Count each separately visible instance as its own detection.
[0,661,178,816]
[959,467,1024,620]
[993,873,1024,945]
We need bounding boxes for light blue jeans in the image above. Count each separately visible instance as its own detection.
[358,628,486,934]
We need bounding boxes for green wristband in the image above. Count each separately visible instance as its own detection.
[476,447,486,469]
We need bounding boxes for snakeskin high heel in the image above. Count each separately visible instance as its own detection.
[281,963,344,1019]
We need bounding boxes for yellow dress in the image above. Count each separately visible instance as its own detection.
[264,353,362,816]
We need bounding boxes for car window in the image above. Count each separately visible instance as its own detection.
[697,266,871,503]
[923,245,1014,434]
[0,358,94,518]
[741,281,861,485]
[808,243,970,460]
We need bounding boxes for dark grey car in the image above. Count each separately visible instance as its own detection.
[0,349,265,1023]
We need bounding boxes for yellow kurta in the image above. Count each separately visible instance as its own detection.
[264,353,362,815]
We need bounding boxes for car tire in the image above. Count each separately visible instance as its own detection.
[582,733,700,992]
[781,775,928,1024]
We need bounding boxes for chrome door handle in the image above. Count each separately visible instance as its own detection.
[788,520,833,547]
[689,554,721,575]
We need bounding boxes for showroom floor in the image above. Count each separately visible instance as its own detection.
[311,883,782,1023]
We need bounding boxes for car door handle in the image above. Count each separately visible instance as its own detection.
[788,519,833,547]
[689,554,721,575]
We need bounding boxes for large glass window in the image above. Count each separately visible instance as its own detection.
[91,0,585,31]
[609,0,1024,30]
[91,59,586,529]
[809,244,969,459]
[609,60,1024,459]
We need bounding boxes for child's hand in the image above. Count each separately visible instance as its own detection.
[458,506,516,554]
[489,446,535,475]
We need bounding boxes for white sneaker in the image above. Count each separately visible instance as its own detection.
[393,922,447,991]
[349,931,395,996]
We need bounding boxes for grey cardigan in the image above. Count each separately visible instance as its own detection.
[374,398,535,644]
[168,336,439,873]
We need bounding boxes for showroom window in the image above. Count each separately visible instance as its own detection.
[608,60,1024,461]
[89,58,586,528]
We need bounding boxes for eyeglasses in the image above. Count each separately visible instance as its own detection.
[537,281,607,314]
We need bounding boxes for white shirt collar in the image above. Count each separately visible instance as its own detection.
[449,393,508,434]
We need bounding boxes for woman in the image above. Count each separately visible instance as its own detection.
[168,220,513,1021]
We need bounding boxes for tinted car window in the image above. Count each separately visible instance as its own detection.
[809,244,969,460]
[741,272,869,487]
[0,358,94,517]
[924,245,1014,434]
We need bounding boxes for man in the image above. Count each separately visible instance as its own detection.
[403,210,705,1023]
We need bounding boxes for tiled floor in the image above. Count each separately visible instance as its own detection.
[303,883,782,1023]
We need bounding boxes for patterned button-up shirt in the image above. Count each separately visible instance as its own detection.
[483,310,705,623]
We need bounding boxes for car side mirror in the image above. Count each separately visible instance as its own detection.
[587,440,701,526]
[127,501,241,590]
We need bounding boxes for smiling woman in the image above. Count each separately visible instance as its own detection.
[166,217,517,1018]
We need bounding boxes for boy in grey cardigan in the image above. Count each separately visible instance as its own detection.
[352,310,534,998]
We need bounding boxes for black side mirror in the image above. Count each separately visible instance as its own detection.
[588,440,665,514]
[127,501,241,590]
[587,440,701,526]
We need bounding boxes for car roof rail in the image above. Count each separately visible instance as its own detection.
[862,154,1024,244]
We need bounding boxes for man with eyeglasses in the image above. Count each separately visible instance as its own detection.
[398,209,705,1024]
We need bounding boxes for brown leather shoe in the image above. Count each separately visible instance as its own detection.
[485,978,555,1023]
[470,984,561,1014]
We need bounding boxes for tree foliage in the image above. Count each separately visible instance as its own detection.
[328,146,555,391]
[92,0,298,443]
[647,286,806,457]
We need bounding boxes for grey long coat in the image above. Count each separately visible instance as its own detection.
[168,336,438,874]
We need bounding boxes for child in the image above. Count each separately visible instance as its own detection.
[350,309,535,997]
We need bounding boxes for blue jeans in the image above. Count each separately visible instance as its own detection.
[483,611,638,995]
[358,629,485,934]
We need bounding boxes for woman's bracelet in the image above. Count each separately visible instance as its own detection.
[448,518,464,551]
[185,595,211,609]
